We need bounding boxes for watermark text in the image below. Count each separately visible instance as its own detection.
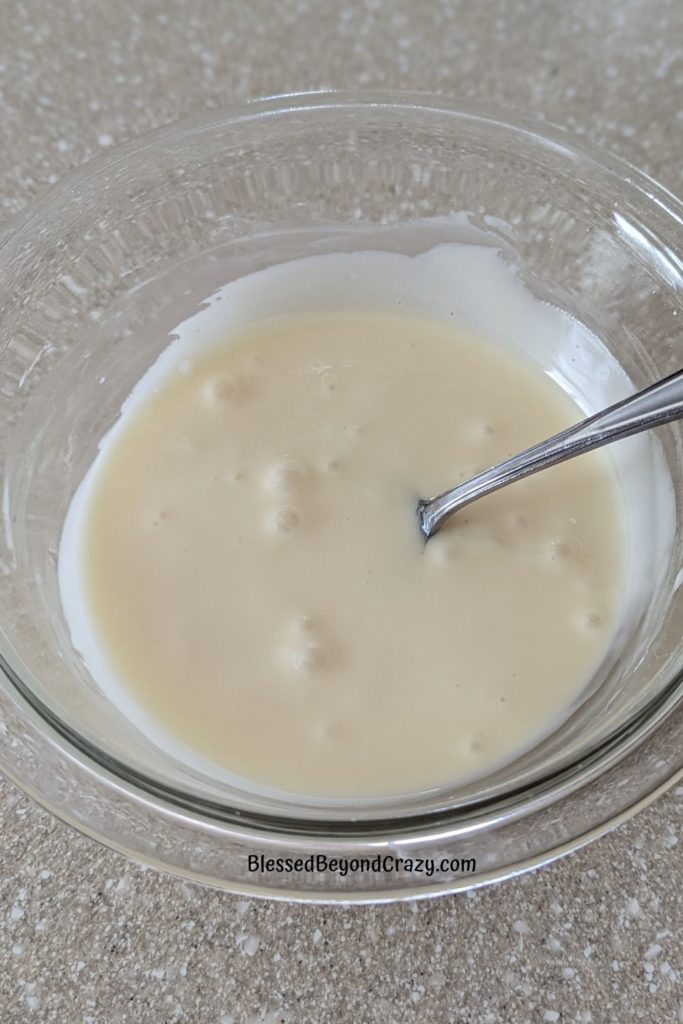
[247,853,476,878]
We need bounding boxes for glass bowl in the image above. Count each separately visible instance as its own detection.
[1,92,681,902]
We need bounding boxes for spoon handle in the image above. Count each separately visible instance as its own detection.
[419,367,683,539]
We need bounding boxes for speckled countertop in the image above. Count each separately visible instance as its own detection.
[1,1,682,1021]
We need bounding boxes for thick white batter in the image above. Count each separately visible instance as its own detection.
[60,293,625,799]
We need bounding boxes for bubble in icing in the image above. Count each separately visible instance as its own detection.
[545,537,574,562]
[263,458,306,494]
[149,508,171,528]
[201,373,251,405]
[469,419,496,441]
[578,608,604,629]
[269,506,302,534]
[425,534,457,566]
[505,511,529,532]
[289,640,327,673]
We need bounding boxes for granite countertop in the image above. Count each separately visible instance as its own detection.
[0,1,681,1021]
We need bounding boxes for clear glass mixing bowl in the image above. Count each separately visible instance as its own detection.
[1,92,681,901]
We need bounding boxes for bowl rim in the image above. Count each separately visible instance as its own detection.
[1,89,681,898]
[3,89,683,249]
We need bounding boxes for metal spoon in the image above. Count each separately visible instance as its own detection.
[418,367,683,540]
